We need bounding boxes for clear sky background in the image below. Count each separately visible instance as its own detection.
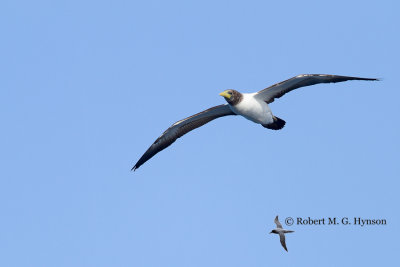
[1,0,399,266]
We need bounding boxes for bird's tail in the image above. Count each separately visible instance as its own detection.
[262,116,286,130]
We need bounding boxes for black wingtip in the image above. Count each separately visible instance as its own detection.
[131,165,137,172]
[366,77,380,81]
[349,76,380,82]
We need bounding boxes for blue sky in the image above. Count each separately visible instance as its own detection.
[1,0,399,266]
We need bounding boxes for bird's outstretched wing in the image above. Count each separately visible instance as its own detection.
[255,74,378,104]
[132,104,236,171]
[279,233,288,252]
[274,215,283,229]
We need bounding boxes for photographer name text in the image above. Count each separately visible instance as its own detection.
[285,217,387,227]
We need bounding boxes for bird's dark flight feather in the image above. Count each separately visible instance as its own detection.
[132,104,236,170]
[274,215,283,229]
[255,74,378,104]
[279,233,288,252]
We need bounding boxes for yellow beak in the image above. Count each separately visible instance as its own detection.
[219,90,232,99]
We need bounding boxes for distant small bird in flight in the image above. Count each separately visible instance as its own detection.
[270,215,294,252]
[132,74,378,170]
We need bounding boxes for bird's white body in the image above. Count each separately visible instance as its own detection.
[229,93,274,125]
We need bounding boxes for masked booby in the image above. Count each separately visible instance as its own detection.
[132,74,378,170]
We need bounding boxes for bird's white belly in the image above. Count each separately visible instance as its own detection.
[230,94,274,124]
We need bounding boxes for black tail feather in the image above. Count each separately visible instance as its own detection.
[262,116,286,130]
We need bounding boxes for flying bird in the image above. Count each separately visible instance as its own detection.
[270,215,294,252]
[132,74,378,170]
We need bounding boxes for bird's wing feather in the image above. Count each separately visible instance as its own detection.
[279,233,288,252]
[132,104,236,170]
[254,74,378,104]
[274,216,283,229]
